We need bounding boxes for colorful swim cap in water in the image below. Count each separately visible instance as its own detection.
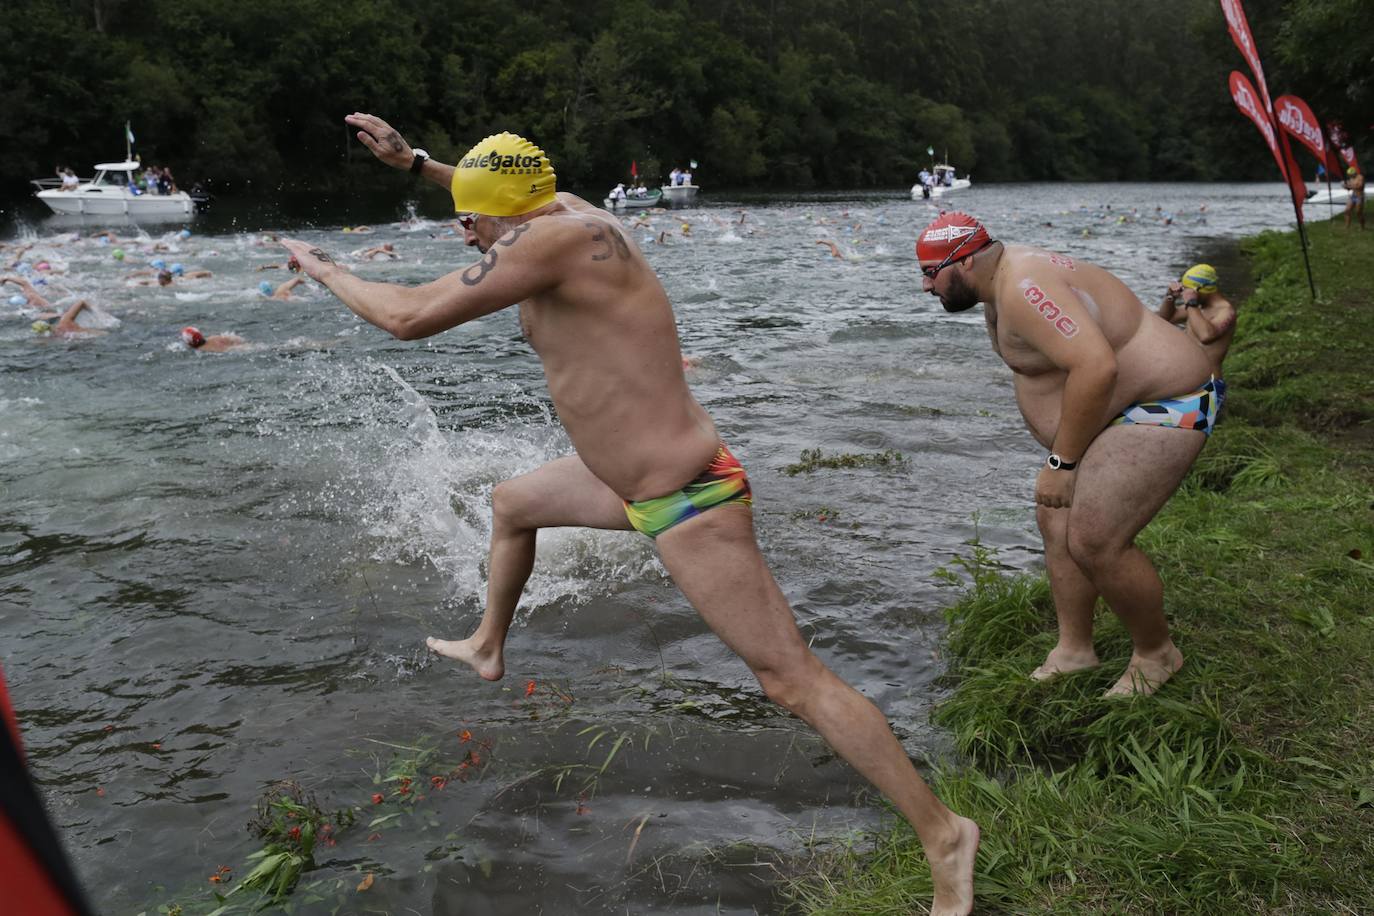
[112,248,125,260]
[8,294,26,306]
[258,280,274,296]
[181,326,206,349]
[451,132,557,216]
[916,211,993,265]
[1180,264,1219,294]
[151,258,167,270]
[32,320,52,334]
[170,263,185,276]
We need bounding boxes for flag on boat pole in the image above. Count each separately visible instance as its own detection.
[126,122,135,145]
[630,160,637,179]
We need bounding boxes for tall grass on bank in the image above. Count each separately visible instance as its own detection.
[791,225,1374,913]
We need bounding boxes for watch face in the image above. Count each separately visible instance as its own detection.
[1047,455,1062,469]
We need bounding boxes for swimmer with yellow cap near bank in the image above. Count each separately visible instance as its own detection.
[278,113,979,916]
[1158,263,1237,379]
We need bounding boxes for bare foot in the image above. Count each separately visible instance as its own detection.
[1104,644,1183,698]
[425,636,504,681]
[928,815,979,916]
[1029,645,1100,681]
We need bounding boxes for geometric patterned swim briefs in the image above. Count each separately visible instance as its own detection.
[1110,376,1226,437]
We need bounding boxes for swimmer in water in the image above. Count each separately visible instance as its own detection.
[357,243,400,260]
[280,113,981,916]
[261,276,310,300]
[2,275,55,311]
[816,240,845,260]
[33,300,109,338]
[180,326,245,353]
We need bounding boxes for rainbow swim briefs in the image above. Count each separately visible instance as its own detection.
[1111,376,1226,436]
[623,443,753,538]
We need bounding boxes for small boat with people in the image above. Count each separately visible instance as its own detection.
[604,183,664,210]
[33,161,197,218]
[910,163,971,200]
[660,184,699,206]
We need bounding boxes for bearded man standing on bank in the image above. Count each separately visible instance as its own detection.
[917,212,1221,697]
[279,114,979,915]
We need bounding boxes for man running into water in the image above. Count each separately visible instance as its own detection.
[280,114,978,915]
[1157,263,1236,378]
[918,212,1220,697]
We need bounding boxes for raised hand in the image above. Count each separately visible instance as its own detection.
[344,112,413,170]
[279,239,343,283]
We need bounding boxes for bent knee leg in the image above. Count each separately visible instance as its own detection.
[753,650,826,713]
[1066,521,1130,573]
[491,478,541,532]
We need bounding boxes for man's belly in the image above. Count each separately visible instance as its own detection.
[550,377,721,501]
[1013,330,1212,447]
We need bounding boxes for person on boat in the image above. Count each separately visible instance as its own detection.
[59,167,79,191]
[681,169,693,186]
[918,211,1220,697]
[181,326,245,352]
[1344,167,1365,230]
[668,167,682,186]
[608,182,627,205]
[282,113,981,916]
[1157,264,1236,379]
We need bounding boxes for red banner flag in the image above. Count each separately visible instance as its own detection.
[1327,122,1362,176]
[630,160,638,179]
[1275,94,1326,163]
[1220,0,1273,114]
[1230,71,1307,220]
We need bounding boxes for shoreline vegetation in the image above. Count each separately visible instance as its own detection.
[792,219,1374,913]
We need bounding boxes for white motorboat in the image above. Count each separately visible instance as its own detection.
[1303,185,1359,215]
[33,161,194,218]
[660,184,699,206]
[911,164,971,200]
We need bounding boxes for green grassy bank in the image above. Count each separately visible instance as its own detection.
[793,222,1374,914]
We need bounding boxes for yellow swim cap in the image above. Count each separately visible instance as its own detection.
[1180,264,1219,294]
[31,320,52,334]
[451,133,557,216]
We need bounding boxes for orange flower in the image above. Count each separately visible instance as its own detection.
[525,680,537,697]
[209,875,222,884]
[431,776,447,789]
[288,826,301,841]
[458,729,472,743]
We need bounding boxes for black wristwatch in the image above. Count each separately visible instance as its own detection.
[409,148,429,175]
[1046,453,1077,471]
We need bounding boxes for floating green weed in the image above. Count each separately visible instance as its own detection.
[782,448,909,476]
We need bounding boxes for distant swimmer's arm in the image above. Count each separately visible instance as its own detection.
[344,112,455,191]
[1004,273,1117,465]
[280,224,555,340]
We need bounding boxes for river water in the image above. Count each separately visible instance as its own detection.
[1,182,1303,914]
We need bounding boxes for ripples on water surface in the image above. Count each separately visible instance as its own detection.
[0,183,1299,912]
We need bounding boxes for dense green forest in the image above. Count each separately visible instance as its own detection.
[1,0,1367,197]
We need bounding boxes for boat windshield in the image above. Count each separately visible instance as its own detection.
[93,170,133,188]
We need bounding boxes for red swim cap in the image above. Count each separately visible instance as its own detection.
[916,211,993,264]
[181,326,206,349]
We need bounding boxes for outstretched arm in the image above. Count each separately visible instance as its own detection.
[345,112,455,191]
[281,222,557,340]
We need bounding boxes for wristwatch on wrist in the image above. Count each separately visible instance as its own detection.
[409,148,429,175]
[1046,453,1078,471]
